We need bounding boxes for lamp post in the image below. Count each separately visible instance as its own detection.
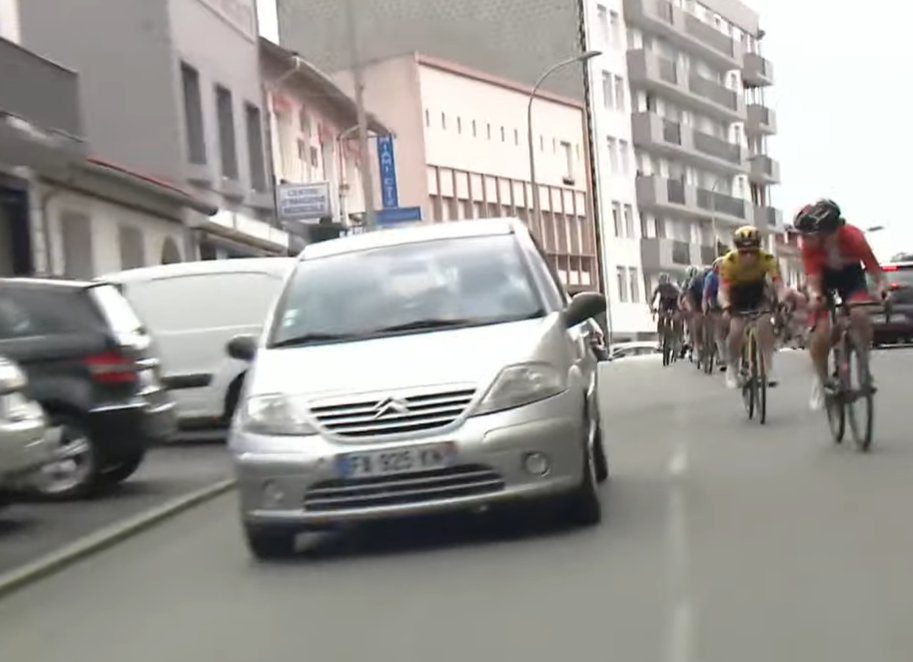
[527,51,601,231]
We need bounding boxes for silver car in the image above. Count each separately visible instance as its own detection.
[227,219,607,558]
[0,357,53,503]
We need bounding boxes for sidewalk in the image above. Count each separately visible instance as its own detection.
[0,444,232,576]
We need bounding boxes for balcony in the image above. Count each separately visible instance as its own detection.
[0,36,85,170]
[622,0,743,70]
[631,113,744,173]
[636,175,751,227]
[755,205,784,230]
[641,237,706,271]
[746,104,777,135]
[627,50,746,121]
[749,154,781,184]
[743,53,774,87]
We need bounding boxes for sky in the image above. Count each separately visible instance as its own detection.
[756,0,913,260]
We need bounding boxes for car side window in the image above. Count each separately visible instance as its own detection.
[0,289,102,339]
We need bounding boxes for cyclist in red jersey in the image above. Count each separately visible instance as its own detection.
[794,199,886,410]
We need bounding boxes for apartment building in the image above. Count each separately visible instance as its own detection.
[265,0,780,338]
[1,0,214,278]
[17,0,289,262]
[334,53,600,291]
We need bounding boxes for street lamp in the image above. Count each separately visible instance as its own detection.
[527,50,601,232]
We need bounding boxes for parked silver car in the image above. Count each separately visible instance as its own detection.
[0,357,53,503]
[227,219,608,558]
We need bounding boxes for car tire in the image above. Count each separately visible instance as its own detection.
[593,427,609,484]
[565,445,602,527]
[34,415,101,500]
[97,450,146,487]
[244,525,297,560]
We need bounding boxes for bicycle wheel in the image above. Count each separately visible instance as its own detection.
[845,338,875,451]
[825,342,846,444]
[662,331,670,367]
[755,336,767,425]
[741,335,755,420]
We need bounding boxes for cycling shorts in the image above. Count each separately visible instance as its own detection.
[823,264,869,303]
[729,282,766,313]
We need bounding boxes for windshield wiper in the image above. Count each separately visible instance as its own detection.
[371,318,478,333]
[270,332,360,348]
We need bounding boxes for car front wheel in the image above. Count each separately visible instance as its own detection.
[34,416,100,499]
[563,444,602,527]
[97,450,146,487]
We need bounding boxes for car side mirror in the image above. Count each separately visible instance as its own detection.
[565,292,607,328]
[227,335,257,362]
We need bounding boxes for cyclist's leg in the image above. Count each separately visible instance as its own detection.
[841,266,875,360]
[715,308,729,365]
[725,316,746,387]
[757,314,776,384]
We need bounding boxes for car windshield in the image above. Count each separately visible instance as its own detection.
[269,234,544,347]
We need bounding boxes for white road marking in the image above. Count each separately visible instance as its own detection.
[666,441,693,662]
[669,443,689,477]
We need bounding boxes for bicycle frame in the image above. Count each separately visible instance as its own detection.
[731,308,772,424]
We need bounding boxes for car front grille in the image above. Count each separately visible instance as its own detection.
[309,387,476,439]
[303,464,505,512]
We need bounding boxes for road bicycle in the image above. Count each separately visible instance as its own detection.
[655,310,679,367]
[732,308,773,424]
[699,311,719,375]
[821,296,890,451]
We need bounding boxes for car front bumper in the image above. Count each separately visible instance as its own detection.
[231,389,587,529]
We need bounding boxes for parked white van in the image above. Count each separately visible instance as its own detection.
[104,258,295,432]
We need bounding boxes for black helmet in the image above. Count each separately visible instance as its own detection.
[794,199,843,235]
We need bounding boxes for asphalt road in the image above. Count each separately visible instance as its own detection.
[2,349,913,661]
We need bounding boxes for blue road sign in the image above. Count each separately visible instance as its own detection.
[376,206,422,227]
[376,134,399,209]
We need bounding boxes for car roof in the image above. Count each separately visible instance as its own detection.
[102,257,296,283]
[0,277,93,290]
[301,218,521,260]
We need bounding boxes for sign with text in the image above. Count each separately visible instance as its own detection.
[376,206,422,227]
[376,134,399,209]
[277,182,331,222]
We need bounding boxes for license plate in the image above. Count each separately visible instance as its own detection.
[337,443,456,479]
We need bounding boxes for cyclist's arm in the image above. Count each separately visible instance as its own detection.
[850,228,885,288]
[765,255,786,302]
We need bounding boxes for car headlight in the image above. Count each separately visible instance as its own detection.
[239,394,316,436]
[475,362,567,415]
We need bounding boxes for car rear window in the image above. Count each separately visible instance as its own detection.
[89,284,144,336]
[0,286,104,339]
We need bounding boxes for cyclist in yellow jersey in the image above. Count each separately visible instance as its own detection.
[718,225,785,388]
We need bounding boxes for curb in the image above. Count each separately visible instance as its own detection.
[0,478,236,598]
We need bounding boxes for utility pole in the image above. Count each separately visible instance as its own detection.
[345,0,376,230]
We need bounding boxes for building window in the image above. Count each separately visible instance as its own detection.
[215,85,238,179]
[487,123,492,140]
[180,63,206,164]
[309,146,319,169]
[602,71,613,109]
[607,137,618,173]
[424,109,430,127]
[501,126,506,142]
[610,11,621,47]
[245,103,267,192]
[161,237,182,265]
[628,268,640,302]
[297,139,307,172]
[597,5,609,44]
[472,120,477,137]
[624,204,634,237]
[619,139,630,173]
[612,201,622,236]
[61,210,95,279]
[118,225,145,270]
[561,141,573,181]
[539,135,544,151]
[514,128,519,145]
[457,116,462,134]
[616,266,629,302]
[441,112,447,129]
[614,75,625,110]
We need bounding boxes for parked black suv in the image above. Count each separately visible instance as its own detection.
[0,279,176,497]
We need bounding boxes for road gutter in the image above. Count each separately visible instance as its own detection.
[0,478,236,598]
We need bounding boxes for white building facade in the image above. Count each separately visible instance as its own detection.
[582,0,780,340]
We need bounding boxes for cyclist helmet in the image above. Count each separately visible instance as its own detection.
[658,272,671,285]
[685,266,700,279]
[794,199,843,235]
[733,225,761,250]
